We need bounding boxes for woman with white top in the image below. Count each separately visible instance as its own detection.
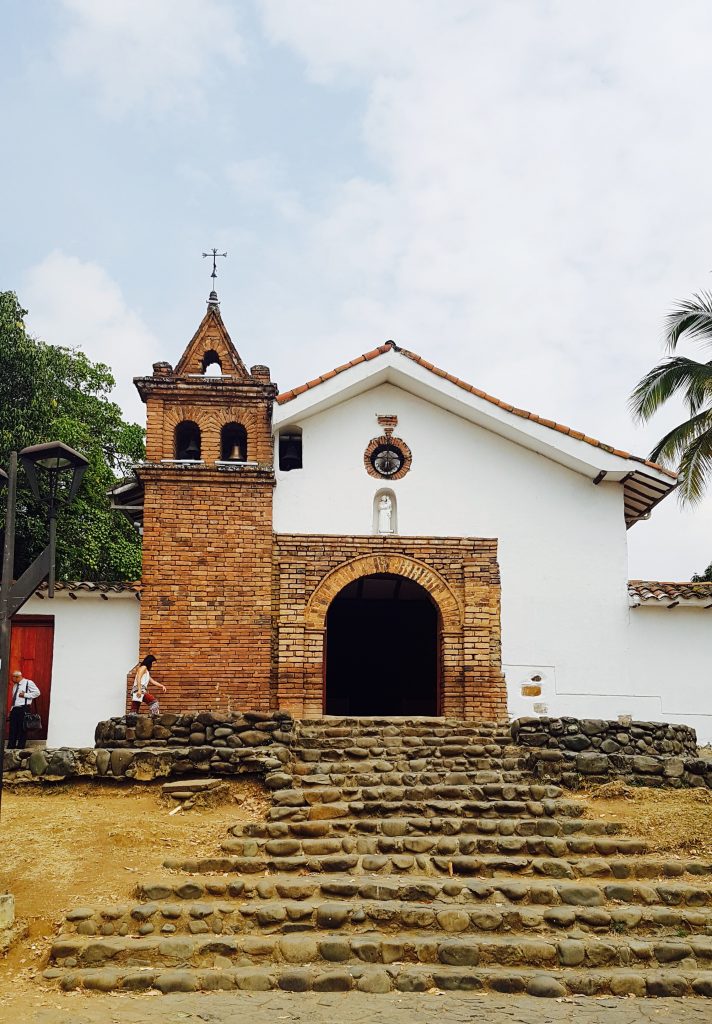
[131,655,166,716]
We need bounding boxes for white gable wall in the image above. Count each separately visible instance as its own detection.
[274,381,635,716]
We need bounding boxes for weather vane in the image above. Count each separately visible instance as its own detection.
[202,248,227,304]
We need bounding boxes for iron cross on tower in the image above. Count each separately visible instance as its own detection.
[202,248,227,306]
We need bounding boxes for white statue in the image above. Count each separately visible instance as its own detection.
[377,493,393,534]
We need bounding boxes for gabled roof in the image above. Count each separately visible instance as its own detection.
[628,580,712,608]
[275,341,677,528]
[278,341,674,479]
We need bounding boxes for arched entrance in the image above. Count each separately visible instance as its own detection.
[324,573,440,716]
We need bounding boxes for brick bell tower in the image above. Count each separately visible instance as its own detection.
[134,292,277,713]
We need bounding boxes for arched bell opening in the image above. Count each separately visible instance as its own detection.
[174,420,202,461]
[324,573,440,716]
[220,422,248,462]
[202,349,222,376]
[278,427,303,471]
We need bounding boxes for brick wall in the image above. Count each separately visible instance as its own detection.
[272,534,507,721]
[137,463,274,714]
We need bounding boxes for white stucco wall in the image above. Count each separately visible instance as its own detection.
[273,380,635,718]
[18,591,140,748]
[626,606,712,744]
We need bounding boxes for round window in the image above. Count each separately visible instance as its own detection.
[371,444,404,477]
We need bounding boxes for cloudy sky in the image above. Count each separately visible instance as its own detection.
[2,1,711,579]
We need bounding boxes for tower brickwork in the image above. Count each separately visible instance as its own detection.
[134,304,277,713]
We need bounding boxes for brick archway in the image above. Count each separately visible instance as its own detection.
[305,553,462,632]
[274,535,507,720]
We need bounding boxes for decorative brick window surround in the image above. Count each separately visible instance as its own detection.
[363,435,413,480]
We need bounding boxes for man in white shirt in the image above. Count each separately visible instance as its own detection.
[8,670,40,750]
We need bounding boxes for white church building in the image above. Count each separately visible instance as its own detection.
[13,310,712,748]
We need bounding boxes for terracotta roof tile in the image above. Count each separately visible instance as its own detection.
[34,581,142,596]
[628,580,712,604]
[276,341,677,480]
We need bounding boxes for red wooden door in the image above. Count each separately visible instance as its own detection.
[6,616,54,741]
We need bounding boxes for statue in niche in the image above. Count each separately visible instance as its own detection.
[377,493,394,534]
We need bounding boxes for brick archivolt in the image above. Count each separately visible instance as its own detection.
[304,553,462,631]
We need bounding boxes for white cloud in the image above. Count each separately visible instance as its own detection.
[23,251,160,424]
[56,0,244,114]
[252,0,712,579]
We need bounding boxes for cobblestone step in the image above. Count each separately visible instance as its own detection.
[220,834,649,858]
[163,851,712,881]
[268,797,587,822]
[295,769,530,787]
[293,757,529,775]
[60,897,712,938]
[49,929,712,972]
[50,962,712,995]
[44,962,712,996]
[235,815,625,840]
[295,742,520,757]
[134,873,712,910]
[298,717,511,735]
[272,783,565,806]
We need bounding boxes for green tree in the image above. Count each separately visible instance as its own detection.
[630,291,712,504]
[0,290,144,581]
[692,561,712,583]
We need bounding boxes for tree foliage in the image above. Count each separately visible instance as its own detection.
[630,290,712,505]
[692,561,712,583]
[0,290,144,581]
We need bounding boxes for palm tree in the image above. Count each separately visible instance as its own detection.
[630,291,712,504]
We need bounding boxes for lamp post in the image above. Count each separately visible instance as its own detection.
[0,442,88,816]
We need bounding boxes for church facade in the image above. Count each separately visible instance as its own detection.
[112,299,709,727]
[131,301,506,720]
[15,298,712,746]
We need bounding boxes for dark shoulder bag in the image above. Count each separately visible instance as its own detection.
[24,684,42,733]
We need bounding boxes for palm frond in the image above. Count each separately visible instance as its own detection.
[664,290,712,351]
[676,423,712,505]
[649,408,712,465]
[629,356,712,423]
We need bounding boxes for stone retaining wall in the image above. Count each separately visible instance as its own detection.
[512,716,710,789]
[3,743,290,783]
[525,748,712,790]
[4,713,710,789]
[512,716,698,757]
[94,710,294,749]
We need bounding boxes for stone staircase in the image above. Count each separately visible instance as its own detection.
[45,718,712,997]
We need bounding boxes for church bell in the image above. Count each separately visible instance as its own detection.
[225,442,245,462]
[179,438,201,461]
[280,435,302,471]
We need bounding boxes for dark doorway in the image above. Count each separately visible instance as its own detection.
[324,573,439,716]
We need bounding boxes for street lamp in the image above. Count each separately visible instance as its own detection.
[0,442,89,815]
[19,442,89,598]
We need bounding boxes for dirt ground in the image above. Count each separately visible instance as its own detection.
[584,781,712,859]
[1,780,712,1022]
[0,777,270,1017]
